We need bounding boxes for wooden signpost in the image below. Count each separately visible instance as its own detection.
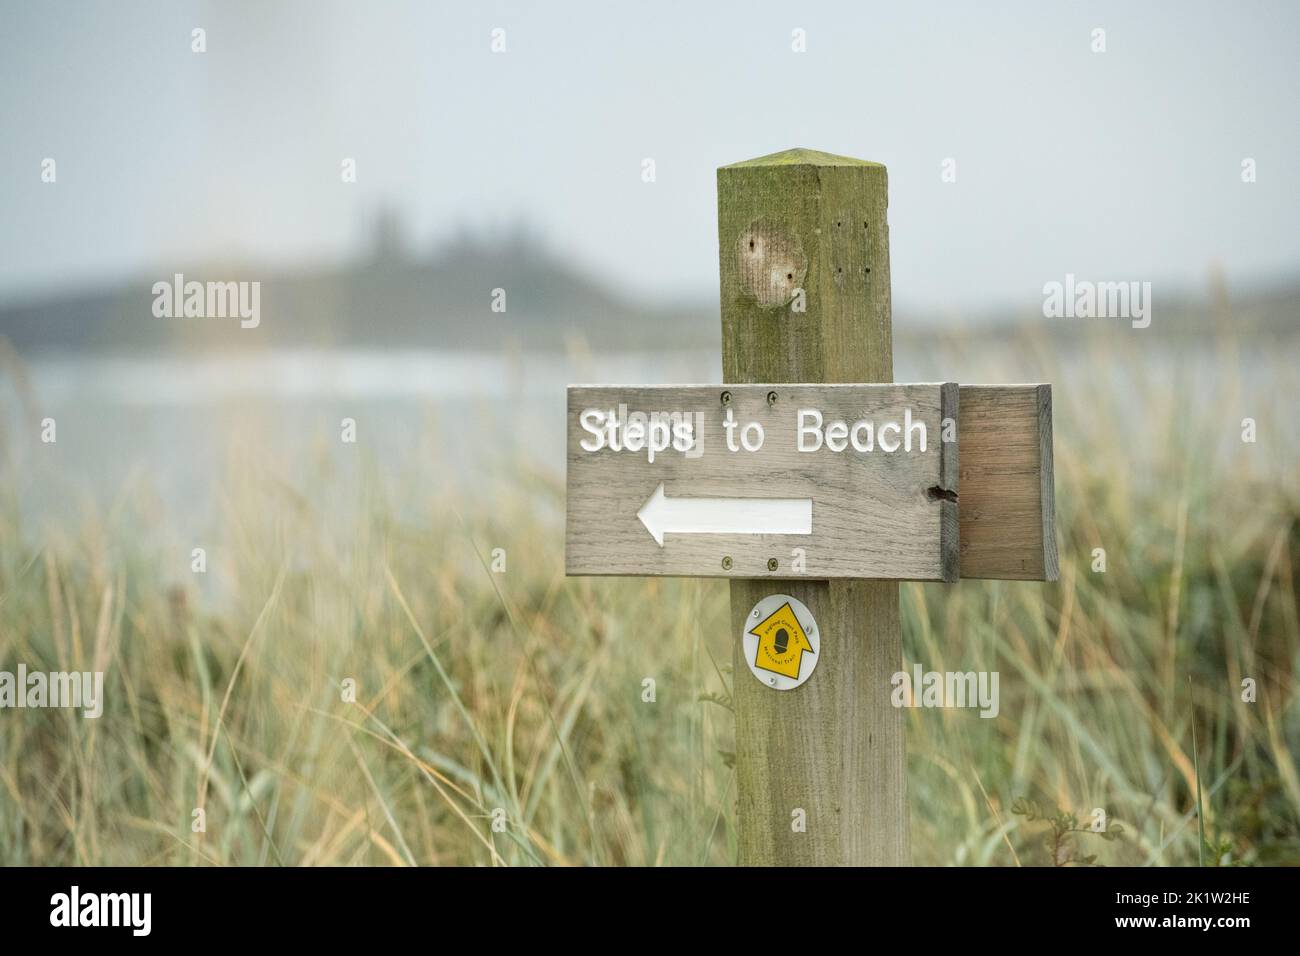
[565,148,1057,866]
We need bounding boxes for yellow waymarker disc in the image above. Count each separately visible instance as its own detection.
[742,593,819,689]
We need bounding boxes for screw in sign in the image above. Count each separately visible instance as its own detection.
[742,593,819,690]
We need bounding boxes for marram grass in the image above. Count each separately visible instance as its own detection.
[0,328,1296,866]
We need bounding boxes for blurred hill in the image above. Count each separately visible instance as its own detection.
[0,224,718,354]
[0,224,1295,355]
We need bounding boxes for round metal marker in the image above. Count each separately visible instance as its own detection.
[742,593,819,690]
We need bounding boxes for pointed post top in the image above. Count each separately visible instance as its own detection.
[720,147,884,170]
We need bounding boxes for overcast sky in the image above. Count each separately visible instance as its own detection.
[2,0,1297,314]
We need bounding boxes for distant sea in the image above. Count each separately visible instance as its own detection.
[3,339,1293,545]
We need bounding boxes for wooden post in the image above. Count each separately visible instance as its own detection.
[718,148,909,866]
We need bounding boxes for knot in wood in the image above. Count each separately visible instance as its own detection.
[737,220,806,309]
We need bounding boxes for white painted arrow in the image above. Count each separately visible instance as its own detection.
[636,482,812,547]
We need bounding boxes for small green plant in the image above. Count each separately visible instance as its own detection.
[1011,797,1124,866]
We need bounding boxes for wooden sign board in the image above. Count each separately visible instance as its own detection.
[565,383,959,580]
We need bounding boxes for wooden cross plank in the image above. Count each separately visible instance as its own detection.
[565,382,1058,583]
